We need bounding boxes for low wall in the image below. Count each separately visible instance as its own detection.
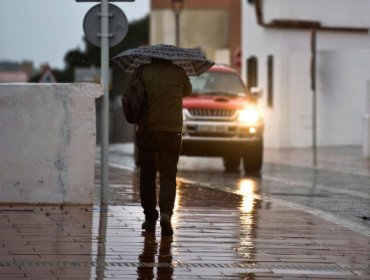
[0,83,102,204]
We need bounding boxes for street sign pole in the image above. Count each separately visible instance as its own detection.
[100,0,110,206]
[79,0,130,207]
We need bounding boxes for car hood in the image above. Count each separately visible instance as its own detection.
[183,95,250,110]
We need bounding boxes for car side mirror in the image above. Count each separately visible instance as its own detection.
[250,87,263,99]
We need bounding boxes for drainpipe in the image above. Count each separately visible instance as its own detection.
[310,29,317,166]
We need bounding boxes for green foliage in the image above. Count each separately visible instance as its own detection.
[29,15,149,83]
[111,15,149,57]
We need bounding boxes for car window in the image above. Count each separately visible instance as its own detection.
[190,71,246,96]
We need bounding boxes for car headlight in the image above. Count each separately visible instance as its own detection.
[238,107,260,125]
[183,109,188,121]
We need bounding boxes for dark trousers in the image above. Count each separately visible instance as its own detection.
[137,131,182,220]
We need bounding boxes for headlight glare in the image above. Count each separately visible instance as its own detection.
[182,109,187,121]
[238,107,260,124]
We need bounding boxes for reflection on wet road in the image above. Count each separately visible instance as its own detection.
[177,158,370,235]
[93,162,370,279]
[93,166,263,279]
[102,143,370,235]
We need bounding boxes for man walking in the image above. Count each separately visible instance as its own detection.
[136,58,192,236]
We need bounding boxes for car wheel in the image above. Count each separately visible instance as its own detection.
[243,138,263,174]
[223,156,241,173]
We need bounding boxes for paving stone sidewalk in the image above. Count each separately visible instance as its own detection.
[0,165,369,279]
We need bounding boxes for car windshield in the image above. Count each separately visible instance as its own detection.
[190,71,246,96]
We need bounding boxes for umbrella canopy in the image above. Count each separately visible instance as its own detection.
[111,44,214,76]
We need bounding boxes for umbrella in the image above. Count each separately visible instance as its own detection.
[111,44,214,76]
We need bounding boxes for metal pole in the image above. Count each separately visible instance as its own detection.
[100,0,109,206]
[175,10,180,47]
[310,29,317,166]
[97,209,108,279]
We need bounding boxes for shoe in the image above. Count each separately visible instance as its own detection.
[142,219,156,232]
[160,214,173,236]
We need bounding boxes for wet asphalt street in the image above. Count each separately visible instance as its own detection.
[104,143,370,237]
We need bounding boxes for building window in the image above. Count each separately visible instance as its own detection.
[267,55,274,107]
[247,56,258,91]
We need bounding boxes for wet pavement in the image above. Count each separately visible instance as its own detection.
[1,145,370,279]
[105,144,370,234]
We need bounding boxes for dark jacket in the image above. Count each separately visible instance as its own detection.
[138,59,192,132]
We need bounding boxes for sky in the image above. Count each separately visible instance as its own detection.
[0,0,150,70]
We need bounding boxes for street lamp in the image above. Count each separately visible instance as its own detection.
[171,0,184,47]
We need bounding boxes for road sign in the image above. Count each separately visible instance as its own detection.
[39,67,57,83]
[83,3,128,47]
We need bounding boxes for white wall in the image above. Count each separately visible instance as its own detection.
[318,50,370,145]
[0,83,102,204]
[242,0,370,148]
[263,0,370,27]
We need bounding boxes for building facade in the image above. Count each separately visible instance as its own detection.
[242,0,370,148]
[150,0,241,70]
[0,61,34,83]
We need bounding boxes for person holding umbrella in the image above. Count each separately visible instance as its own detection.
[112,44,214,236]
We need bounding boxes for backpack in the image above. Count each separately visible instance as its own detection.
[121,67,147,124]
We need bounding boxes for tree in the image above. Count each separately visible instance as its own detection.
[29,15,149,83]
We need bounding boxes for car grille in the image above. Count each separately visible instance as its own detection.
[184,125,253,138]
[188,132,235,137]
[188,109,236,118]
